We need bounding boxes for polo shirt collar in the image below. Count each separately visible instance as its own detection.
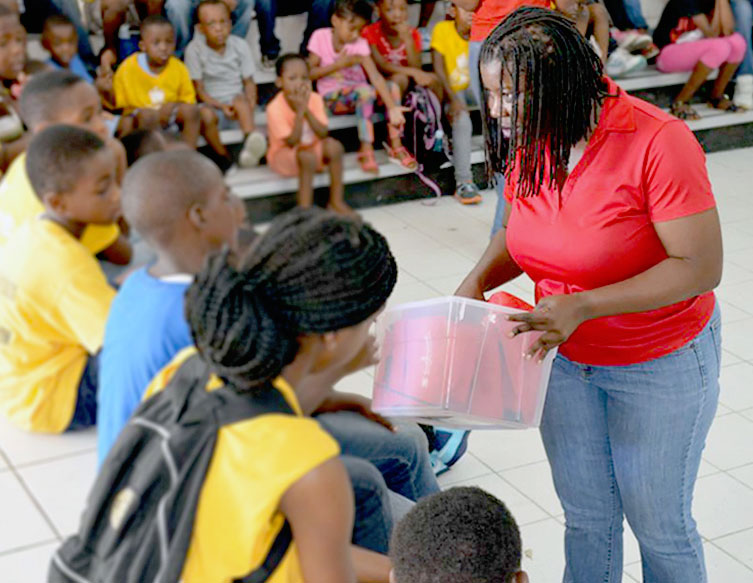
[596,76,636,134]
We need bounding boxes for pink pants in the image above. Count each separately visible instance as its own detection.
[657,33,747,72]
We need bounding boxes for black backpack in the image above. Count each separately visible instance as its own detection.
[401,85,451,197]
[49,353,294,583]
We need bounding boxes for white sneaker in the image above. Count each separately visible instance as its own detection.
[606,48,647,78]
[617,30,654,53]
[734,74,753,110]
[238,131,267,168]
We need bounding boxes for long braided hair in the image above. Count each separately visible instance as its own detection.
[480,7,609,198]
[185,207,398,392]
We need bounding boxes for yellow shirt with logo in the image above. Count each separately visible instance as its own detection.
[114,53,197,113]
[145,347,341,583]
[430,20,471,93]
[0,219,115,432]
[0,153,120,254]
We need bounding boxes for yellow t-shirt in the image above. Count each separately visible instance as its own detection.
[0,219,115,432]
[430,20,471,93]
[0,153,120,254]
[114,53,197,113]
[145,347,341,583]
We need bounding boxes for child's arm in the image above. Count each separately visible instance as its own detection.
[193,79,234,118]
[397,22,422,70]
[279,457,391,583]
[359,56,407,128]
[242,77,258,115]
[369,39,435,87]
[304,102,329,140]
[589,3,610,64]
[308,52,362,81]
[284,92,308,147]
[98,233,133,265]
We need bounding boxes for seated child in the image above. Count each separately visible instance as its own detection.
[139,207,399,581]
[0,4,26,101]
[113,15,231,167]
[0,125,119,433]
[430,3,482,205]
[308,0,413,174]
[390,486,529,583]
[362,0,443,99]
[0,70,131,264]
[268,54,350,214]
[185,0,267,167]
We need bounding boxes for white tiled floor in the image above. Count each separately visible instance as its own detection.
[2,148,753,581]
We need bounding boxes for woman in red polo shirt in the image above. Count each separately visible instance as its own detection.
[457,8,722,583]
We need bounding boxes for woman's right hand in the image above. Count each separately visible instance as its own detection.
[455,276,485,300]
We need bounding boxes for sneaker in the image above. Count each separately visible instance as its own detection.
[261,54,277,71]
[454,182,482,205]
[238,131,267,168]
[426,427,470,476]
[734,74,753,110]
[614,30,653,53]
[606,48,647,78]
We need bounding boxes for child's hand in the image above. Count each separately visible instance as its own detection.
[100,48,117,73]
[95,69,114,93]
[335,53,361,69]
[221,103,236,119]
[290,85,310,112]
[388,105,409,128]
[412,70,435,87]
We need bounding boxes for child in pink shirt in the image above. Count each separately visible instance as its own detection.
[267,54,351,214]
[307,0,416,174]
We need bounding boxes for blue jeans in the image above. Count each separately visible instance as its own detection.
[165,0,254,54]
[49,0,97,65]
[733,0,753,76]
[255,0,335,58]
[317,412,440,553]
[622,0,649,30]
[540,306,721,583]
[469,39,506,236]
[67,354,99,431]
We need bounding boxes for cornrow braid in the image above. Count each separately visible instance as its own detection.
[185,207,398,391]
[479,7,609,198]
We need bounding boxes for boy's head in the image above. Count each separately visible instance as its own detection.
[275,53,309,97]
[120,128,190,166]
[377,0,408,31]
[139,15,175,67]
[42,14,78,68]
[0,5,25,82]
[26,124,120,226]
[196,0,232,49]
[122,150,242,261]
[447,1,473,38]
[390,487,529,583]
[19,70,107,138]
[332,0,373,44]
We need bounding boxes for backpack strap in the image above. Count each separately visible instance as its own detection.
[234,520,293,583]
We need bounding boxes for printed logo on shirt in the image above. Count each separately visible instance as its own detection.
[148,86,165,106]
[450,53,470,90]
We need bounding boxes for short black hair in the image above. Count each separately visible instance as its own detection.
[195,0,231,23]
[334,0,374,22]
[26,124,106,199]
[42,13,75,33]
[19,70,88,130]
[140,14,173,35]
[275,53,307,77]
[390,487,523,583]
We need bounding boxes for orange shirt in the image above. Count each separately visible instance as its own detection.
[504,78,717,365]
[266,91,328,162]
[471,0,551,42]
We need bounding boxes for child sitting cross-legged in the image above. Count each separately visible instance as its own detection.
[0,125,120,433]
[184,0,267,167]
[0,70,131,264]
[268,54,351,214]
[307,0,413,174]
[390,486,530,583]
[430,3,482,205]
[113,15,232,168]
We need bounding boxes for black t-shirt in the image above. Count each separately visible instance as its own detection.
[653,0,715,48]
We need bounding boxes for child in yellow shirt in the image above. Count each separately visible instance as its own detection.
[0,125,119,433]
[113,15,231,168]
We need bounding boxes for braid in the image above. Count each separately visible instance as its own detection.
[185,207,398,391]
[479,7,608,197]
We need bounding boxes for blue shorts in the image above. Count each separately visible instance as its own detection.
[66,354,98,431]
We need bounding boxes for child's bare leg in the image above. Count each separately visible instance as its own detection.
[199,106,230,158]
[174,103,201,148]
[323,137,350,214]
[100,0,129,59]
[386,80,405,151]
[135,108,161,130]
[232,94,256,135]
[296,148,317,207]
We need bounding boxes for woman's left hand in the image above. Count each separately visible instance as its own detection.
[507,293,589,362]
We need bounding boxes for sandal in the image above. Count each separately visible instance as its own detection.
[709,95,739,112]
[385,144,418,171]
[670,101,700,121]
[357,148,379,174]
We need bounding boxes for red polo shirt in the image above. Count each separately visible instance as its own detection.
[471,0,551,42]
[504,78,717,366]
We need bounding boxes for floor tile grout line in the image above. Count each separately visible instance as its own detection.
[494,471,562,522]
[721,467,753,493]
[709,524,753,542]
[706,540,753,573]
[5,465,62,541]
[9,447,98,472]
[0,537,59,559]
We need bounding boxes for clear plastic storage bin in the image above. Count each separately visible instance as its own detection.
[372,296,556,429]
